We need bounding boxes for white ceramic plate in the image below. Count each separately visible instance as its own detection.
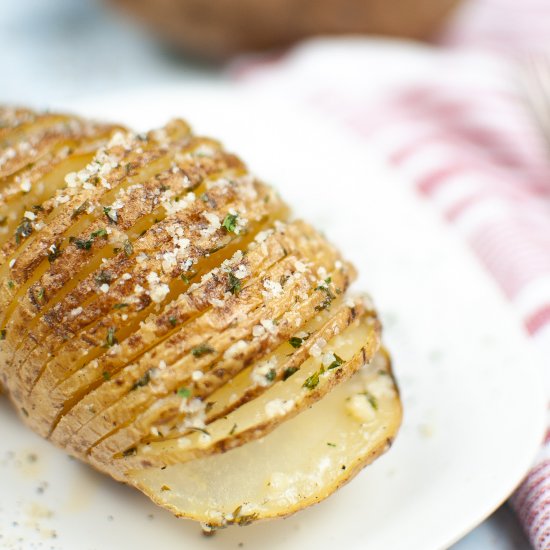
[0,87,545,550]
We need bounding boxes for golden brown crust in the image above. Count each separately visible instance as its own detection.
[11,158,265,393]
[111,310,380,476]
[0,107,400,528]
[59,237,352,457]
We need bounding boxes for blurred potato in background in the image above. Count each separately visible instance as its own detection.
[107,0,462,60]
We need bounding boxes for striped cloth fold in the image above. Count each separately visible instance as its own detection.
[232,1,550,547]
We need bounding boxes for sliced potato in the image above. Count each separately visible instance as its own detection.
[127,350,401,526]
[22,177,281,415]
[0,109,401,530]
[65,248,352,458]
[48,220,330,448]
[108,307,380,475]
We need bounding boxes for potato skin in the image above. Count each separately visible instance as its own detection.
[0,108,401,527]
[127,348,402,527]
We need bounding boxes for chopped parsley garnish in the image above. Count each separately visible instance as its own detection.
[113,303,128,309]
[181,272,197,284]
[327,442,337,447]
[303,355,343,390]
[169,317,177,327]
[131,370,152,391]
[102,371,111,381]
[71,200,90,219]
[177,387,191,398]
[289,336,303,348]
[90,228,108,239]
[222,213,238,233]
[103,206,118,224]
[7,280,14,289]
[123,240,133,257]
[191,343,215,357]
[0,329,6,340]
[69,236,92,250]
[314,282,336,312]
[283,366,299,380]
[363,391,378,410]
[95,270,112,285]
[15,220,33,243]
[265,368,276,382]
[315,278,334,293]
[47,243,62,263]
[37,288,45,301]
[327,353,344,370]
[70,229,107,252]
[122,447,137,457]
[231,506,259,526]
[105,327,118,347]
[229,423,237,435]
[227,272,242,295]
[303,368,323,390]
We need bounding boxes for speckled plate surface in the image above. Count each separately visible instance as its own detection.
[0,87,545,550]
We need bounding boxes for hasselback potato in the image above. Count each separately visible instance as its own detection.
[0,107,401,530]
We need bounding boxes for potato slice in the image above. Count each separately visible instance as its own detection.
[1,123,192,353]
[126,349,401,526]
[0,109,401,530]
[0,126,121,241]
[66,251,352,459]
[0,114,83,178]
[0,107,40,139]
[0,120,191,320]
[19,177,279,404]
[109,307,380,474]
[112,295,370,452]
[49,221,336,449]
[10,150,258,388]
[193,295,372,428]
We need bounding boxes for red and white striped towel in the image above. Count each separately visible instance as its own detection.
[232,0,550,547]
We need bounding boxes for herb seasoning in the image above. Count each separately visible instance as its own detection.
[191,343,215,357]
[227,272,242,295]
[222,213,238,233]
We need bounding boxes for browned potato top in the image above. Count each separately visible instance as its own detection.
[0,108,401,529]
